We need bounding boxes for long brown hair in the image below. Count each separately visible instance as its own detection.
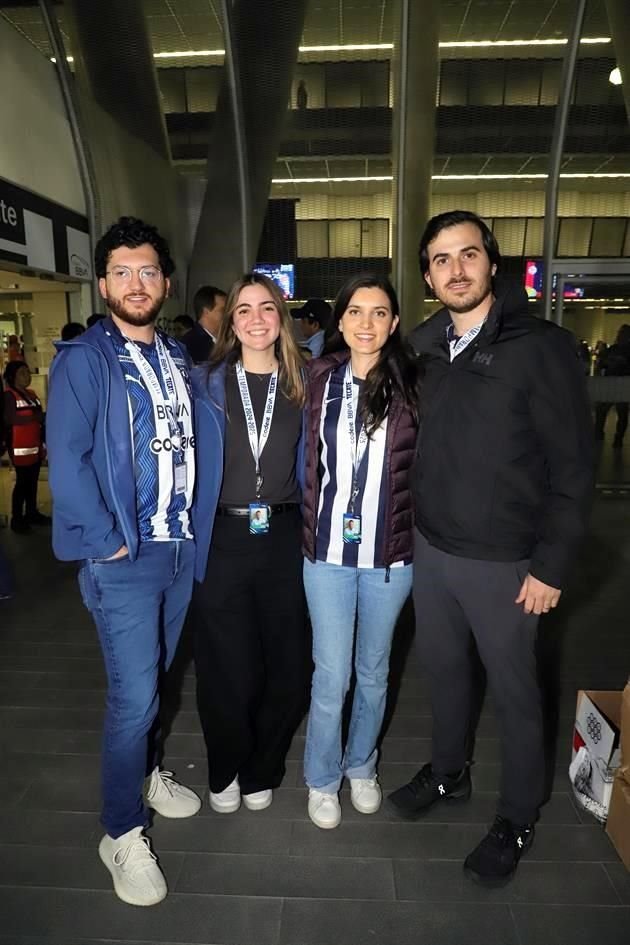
[209,272,305,405]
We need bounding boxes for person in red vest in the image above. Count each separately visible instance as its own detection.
[3,360,50,533]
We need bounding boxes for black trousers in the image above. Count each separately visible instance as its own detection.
[192,507,311,794]
[12,462,41,521]
[413,530,544,825]
[594,402,628,443]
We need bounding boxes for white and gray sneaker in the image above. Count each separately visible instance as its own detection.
[308,789,341,829]
[144,768,201,818]
[99,827,167,907]
[209,777,241,813]
[350,776,382,814]
[243,789,273,811]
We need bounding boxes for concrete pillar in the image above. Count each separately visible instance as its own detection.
[63,0,170,161]
[188,0,307,299]
[605,0,630,126]
[392,0,440,332]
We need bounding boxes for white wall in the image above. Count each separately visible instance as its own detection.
[0,17,85,215]
[0,16,190,317]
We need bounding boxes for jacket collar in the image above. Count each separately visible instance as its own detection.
[423,284,530,349]
[307,349,350,383]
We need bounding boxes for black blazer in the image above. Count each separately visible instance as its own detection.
[181,322,214,365]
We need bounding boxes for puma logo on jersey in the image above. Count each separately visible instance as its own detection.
[125,374,145,386]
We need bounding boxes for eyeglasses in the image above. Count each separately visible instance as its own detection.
[106,266,163,284]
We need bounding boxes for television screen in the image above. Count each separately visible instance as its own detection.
[524,260,585,300]
[253,263,295,300]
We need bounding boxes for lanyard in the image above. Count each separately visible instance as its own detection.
[124,334,183,452]
[235,361,278,499]
[343,362,369,513]
[447,321,485,362]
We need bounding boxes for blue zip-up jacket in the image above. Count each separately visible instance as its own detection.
[191,362,306,583]
[47,317,190,562]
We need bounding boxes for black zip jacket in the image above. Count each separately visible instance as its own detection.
[408,288,594,589]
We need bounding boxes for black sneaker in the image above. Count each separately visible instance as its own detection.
[25,511,51,526]
[10,518,30,534]
[386,762,471,820]
[464,816,534,887]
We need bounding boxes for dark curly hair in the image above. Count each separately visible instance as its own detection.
[94,217,175,279]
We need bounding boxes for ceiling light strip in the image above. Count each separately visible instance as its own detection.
[153,49,225,58]
[53,37,614,65]
[148,37,613,60]
[439,37,611,48]
[272,173,630,183]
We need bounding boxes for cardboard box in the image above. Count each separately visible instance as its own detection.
[606,683,630,870]
[607,776,630,870]
[571,690,622,814]
[618,683,630,786]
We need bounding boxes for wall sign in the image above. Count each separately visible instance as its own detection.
[0,177,91,281]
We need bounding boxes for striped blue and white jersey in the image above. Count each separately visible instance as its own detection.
[108,327,195,542]
[314,363,402,569]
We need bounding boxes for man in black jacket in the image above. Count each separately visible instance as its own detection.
[388,210,594,886]
[594,323,630,448]
[181,284,226,364]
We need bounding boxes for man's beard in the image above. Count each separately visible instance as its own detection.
[442,279,493,314]
[106,291,165,327]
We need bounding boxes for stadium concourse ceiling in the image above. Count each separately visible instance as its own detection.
[0,0,614,63]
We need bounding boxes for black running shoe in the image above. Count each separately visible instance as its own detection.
[386,762,471,820]
[464,816,534,887]
[10,518,30,534]
[25,511,52,526]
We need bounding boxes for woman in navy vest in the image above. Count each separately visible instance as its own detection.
[301,274,421,829]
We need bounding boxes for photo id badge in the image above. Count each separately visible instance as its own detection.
[249,502,270,535]
[343,512,361,544]
[174,462,187,495]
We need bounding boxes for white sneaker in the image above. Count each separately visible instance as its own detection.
[350,776,382,814]
[99,827,167,907]
[144,768,201,818]
[308,789,341,829]
[209,777,241,813]
[242,789,273,811]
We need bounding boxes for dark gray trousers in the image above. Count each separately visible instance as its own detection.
[413,530,545,825]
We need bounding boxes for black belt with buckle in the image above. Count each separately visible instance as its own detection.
[216,503,298,517]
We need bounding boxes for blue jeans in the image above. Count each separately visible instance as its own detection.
[78,540,195,838]
[303,558,412,793]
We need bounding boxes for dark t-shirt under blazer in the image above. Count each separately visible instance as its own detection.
[219,367,302,506]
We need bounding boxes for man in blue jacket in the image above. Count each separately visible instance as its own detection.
[47,217,200,907]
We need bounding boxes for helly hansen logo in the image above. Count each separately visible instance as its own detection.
[472,351,494,367]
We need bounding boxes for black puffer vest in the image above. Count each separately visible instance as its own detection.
[302,352,418,568]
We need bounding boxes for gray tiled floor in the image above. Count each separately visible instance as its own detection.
[0,491,629,945]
